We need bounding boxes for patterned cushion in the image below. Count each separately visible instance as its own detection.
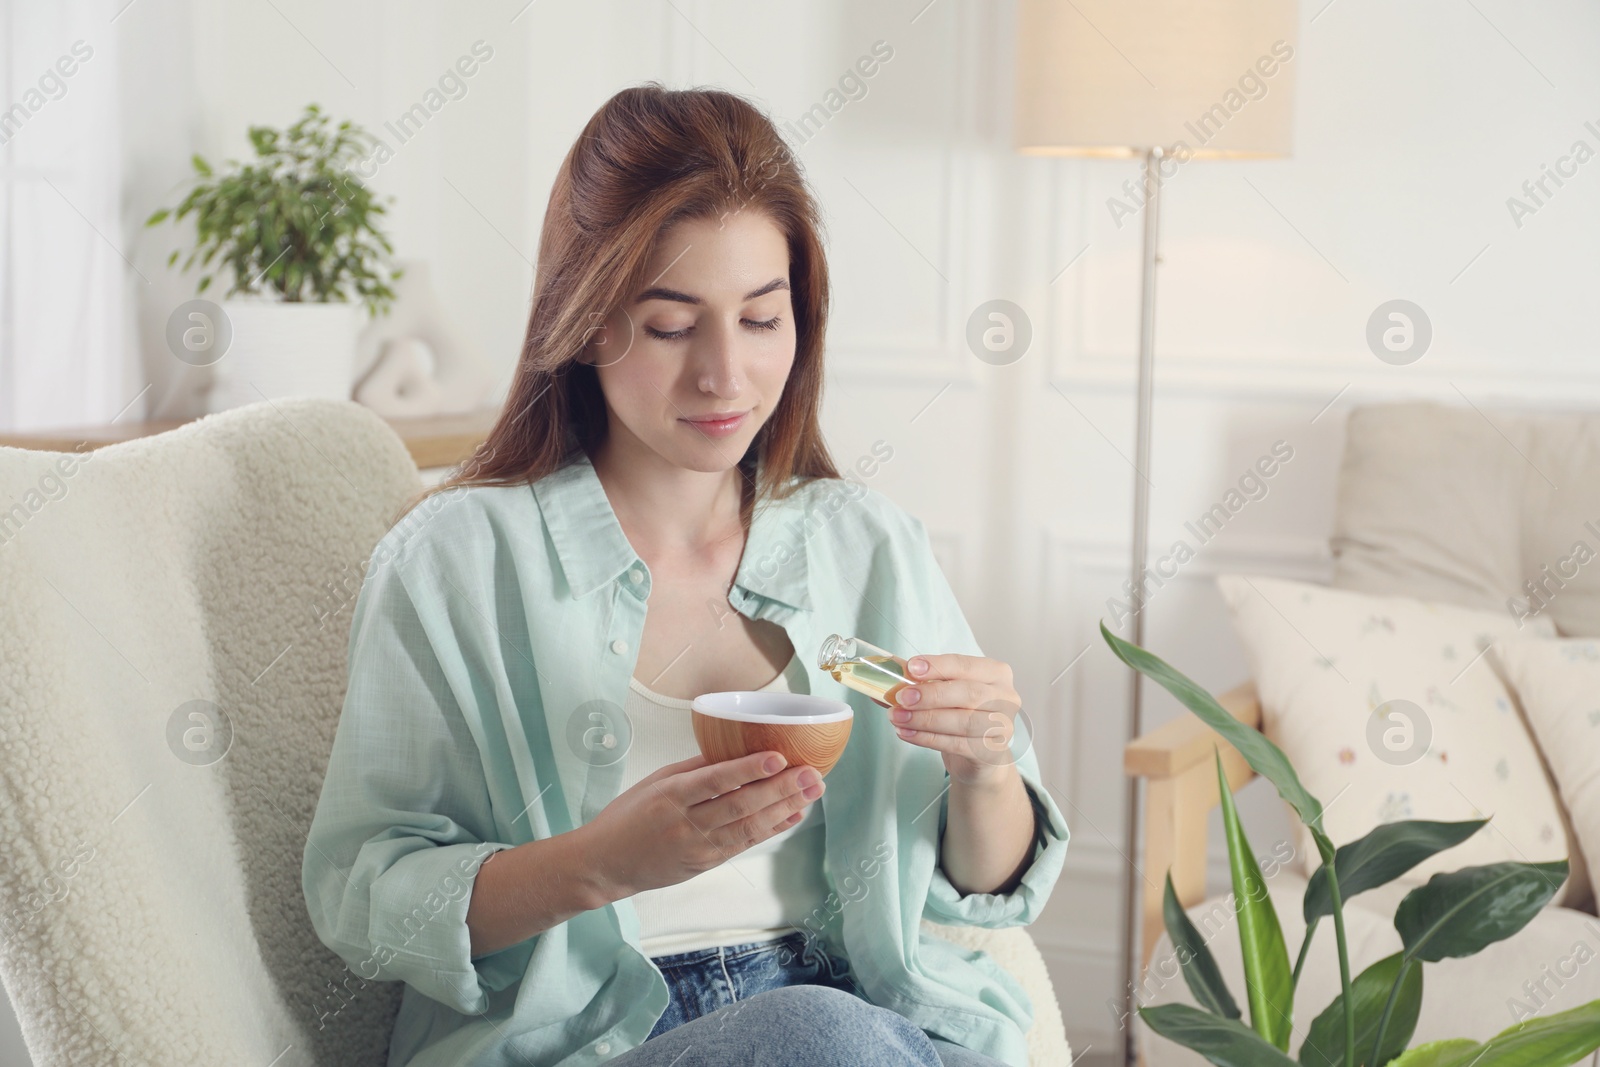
[1217,574,1574,902]
[1492,638,1600,913]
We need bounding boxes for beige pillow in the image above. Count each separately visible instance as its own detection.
[1216,574,1573,902]
[1491,638,1600,913]
[1331,402,1600,638]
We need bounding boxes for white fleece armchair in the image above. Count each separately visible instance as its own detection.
[0,397,1068,1066]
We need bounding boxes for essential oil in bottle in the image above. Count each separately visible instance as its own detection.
[817,633,915,706]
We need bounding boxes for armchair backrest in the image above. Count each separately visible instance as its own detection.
[0,399,422,1066]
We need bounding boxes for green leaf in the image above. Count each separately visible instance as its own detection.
[1139,1003,1301,1067]
[1386,999,1600,1067]
[1396,861,1568,964]
[1385,1041,1480,1067]
[1304,819,1488,925]
[1298,952,1420,1067]
[144,207,170,226]
[1217,751,1294,1051]
[1101,622,1331,858]
[191,153,212,177]
[1163,873,1242,1020]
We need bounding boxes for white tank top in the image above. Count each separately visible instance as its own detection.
[622,654,830,958]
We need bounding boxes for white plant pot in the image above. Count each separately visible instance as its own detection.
[206,299,364,413]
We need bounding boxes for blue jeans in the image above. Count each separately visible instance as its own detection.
[603,930,1009,1066]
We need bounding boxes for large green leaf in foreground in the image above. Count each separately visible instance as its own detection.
[1102,621,1331,858]
[1303,819,1486,925]
[1298,951,1420,1067]
[1163,872,1241,1020]
[1217,752,1293,1051]
[1386,1000,1600,1067]
[1139,1003,1300,1067]
[1395,861,1568,963]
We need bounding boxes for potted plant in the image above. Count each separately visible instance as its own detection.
[1101,621,1600,1067]
[145,103,401,413]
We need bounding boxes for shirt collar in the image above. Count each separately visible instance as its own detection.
[531,448,814,612]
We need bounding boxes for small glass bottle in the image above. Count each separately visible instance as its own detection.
[817,634,915,707]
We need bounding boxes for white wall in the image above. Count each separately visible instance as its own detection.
[7,1,1596,1064]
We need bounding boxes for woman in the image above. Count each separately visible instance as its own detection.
[302,83,1070,1067]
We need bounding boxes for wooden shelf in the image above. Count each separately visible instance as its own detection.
[0,407,499,471]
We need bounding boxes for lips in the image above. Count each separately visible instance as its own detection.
[680,410,750,436]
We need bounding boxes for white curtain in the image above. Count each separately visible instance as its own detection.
[0,0,139,433]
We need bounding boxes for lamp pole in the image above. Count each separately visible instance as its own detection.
[1117,143,1164,1067]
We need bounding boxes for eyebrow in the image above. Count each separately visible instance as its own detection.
[634,277,790,305]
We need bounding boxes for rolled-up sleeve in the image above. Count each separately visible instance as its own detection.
[924,759,1072,928]
[900,514,1072,929]
[301,547,524,1016]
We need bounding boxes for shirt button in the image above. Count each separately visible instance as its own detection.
[628,567,644,584]
[595,1040,611,1054]
[610,639,627,655]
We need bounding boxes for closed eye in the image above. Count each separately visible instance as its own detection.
[645,316,783,341]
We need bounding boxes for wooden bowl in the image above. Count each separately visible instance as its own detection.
[690,691,854,778]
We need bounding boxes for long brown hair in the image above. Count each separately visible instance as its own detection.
[393,82,840,530]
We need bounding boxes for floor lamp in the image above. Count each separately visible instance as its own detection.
[1012,3,1296,1064]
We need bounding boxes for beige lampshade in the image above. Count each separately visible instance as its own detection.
[1015,0,1297,158]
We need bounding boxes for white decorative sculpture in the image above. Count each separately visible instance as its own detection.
[352,258,498,417]
[354,336,449,418]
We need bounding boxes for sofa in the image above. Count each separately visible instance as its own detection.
[1125,401,1600,1066]
[0,397,1069,1066]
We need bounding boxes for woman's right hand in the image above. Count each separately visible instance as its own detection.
[583,750,825,901]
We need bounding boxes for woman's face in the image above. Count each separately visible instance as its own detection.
[585,209,796,473]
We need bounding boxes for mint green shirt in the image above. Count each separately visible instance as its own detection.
[302,449,1071,1067]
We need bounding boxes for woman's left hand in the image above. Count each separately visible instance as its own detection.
[877,653,1022,788]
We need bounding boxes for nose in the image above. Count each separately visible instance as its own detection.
[694,319,744,399]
